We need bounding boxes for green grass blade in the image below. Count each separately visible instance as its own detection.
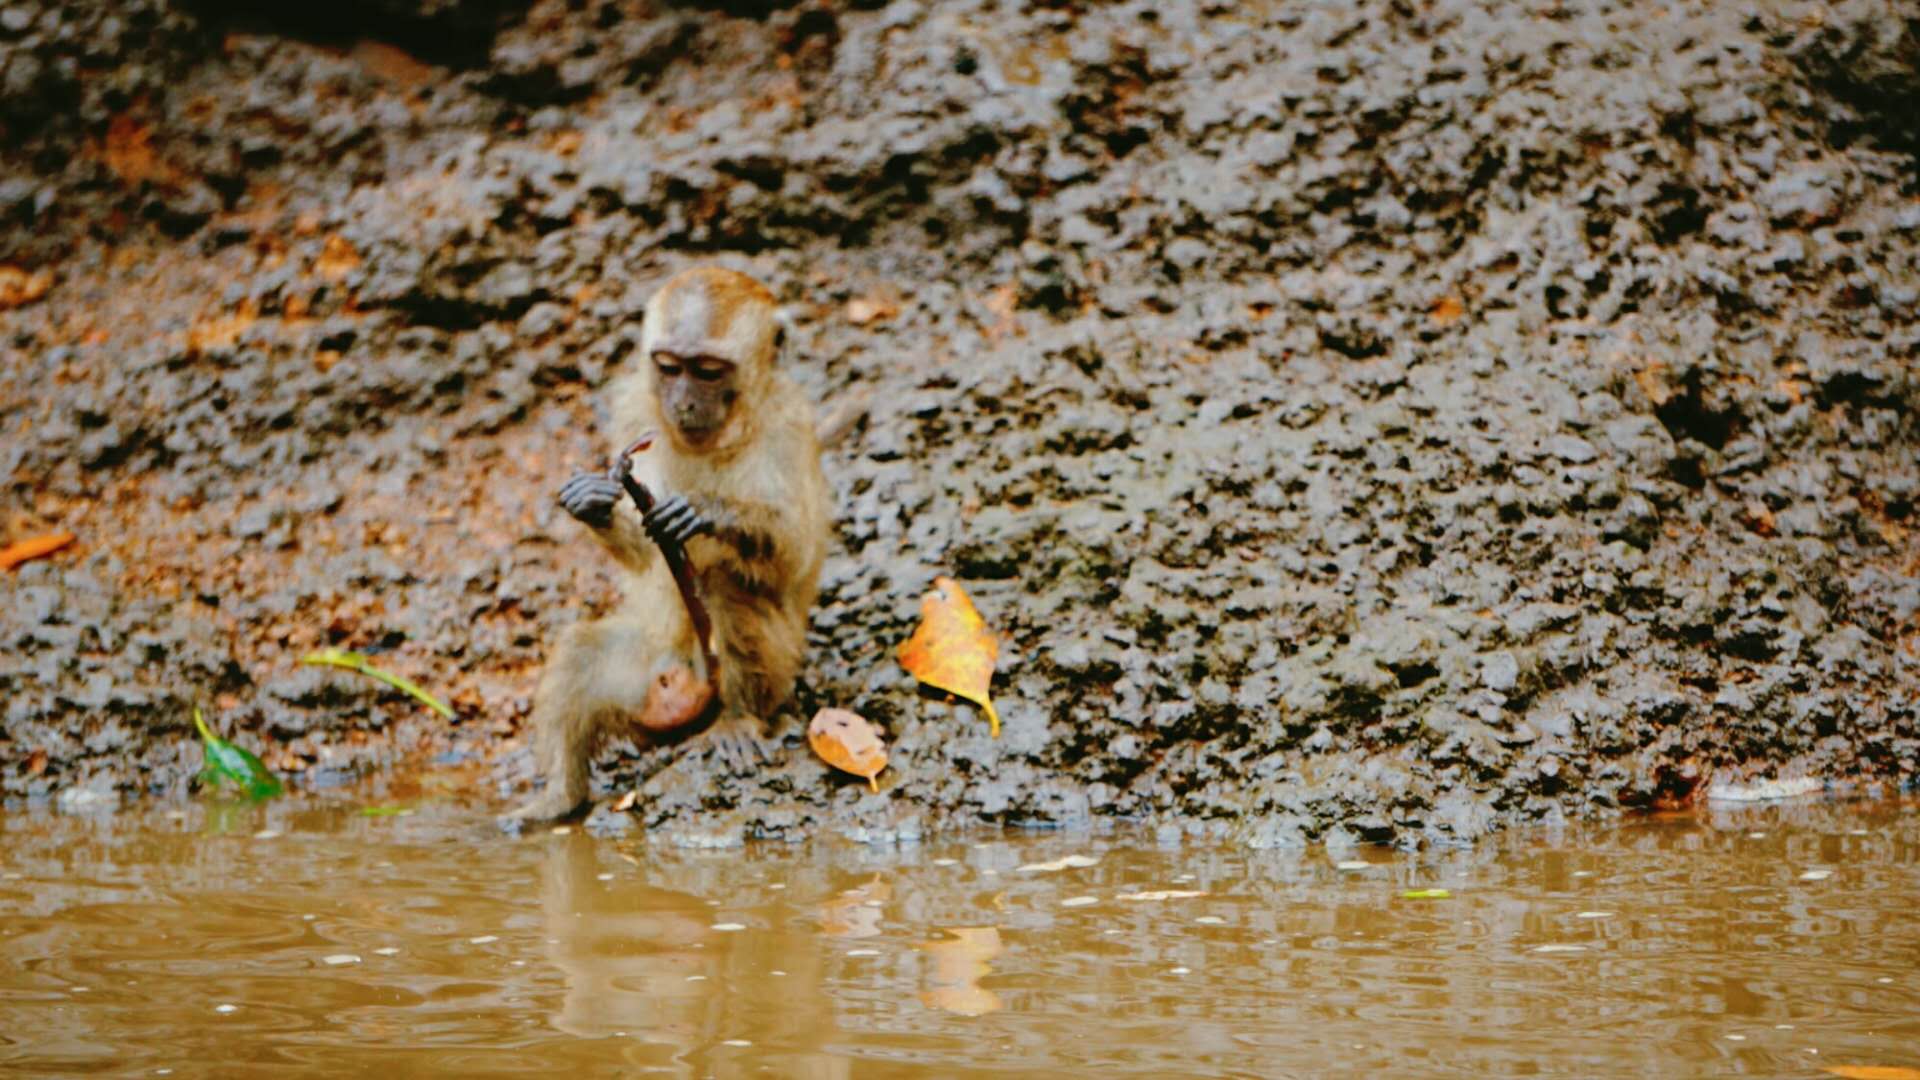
[301,647,455,719]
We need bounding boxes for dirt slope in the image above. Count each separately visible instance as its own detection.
[3,0,1916,845]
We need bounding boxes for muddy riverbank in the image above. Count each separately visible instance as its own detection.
[2,0,1917,845]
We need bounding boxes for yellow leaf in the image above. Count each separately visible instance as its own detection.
[808,708,887,791]
[897,576,1001,736]
[0,531,75,571]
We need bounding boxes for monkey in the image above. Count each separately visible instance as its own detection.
[508,266,830,823]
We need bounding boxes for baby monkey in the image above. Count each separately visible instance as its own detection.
[510,267,829,822]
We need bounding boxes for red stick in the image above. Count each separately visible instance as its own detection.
[612,435,718,682]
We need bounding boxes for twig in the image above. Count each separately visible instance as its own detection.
[612,434,719,682]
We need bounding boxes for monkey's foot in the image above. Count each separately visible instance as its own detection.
[503,787,588,825]
[703,715,779,772]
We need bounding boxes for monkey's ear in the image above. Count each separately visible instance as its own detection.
[772,307,795,355]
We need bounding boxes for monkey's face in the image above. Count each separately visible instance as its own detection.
[652,351,740,448]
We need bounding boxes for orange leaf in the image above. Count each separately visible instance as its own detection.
[0,266,52,310]
[1827,1069,1920,1080]
[897,575,1001,736]
[0,531,76,571]
[1429,295,1465,326]
[808,708,887,791]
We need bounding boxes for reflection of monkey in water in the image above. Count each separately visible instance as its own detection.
[510,267,829,822]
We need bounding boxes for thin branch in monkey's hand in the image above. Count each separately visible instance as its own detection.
[612,433,719,683]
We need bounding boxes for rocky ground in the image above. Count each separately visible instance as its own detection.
[2,0,1916,846]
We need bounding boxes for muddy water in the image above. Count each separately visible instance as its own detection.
[3,797,1918,1078]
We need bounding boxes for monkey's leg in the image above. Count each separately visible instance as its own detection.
[508,619,667,822]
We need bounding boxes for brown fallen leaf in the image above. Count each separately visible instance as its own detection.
[1825,1068,1920,1080]
[845,293,899,326]
[808,708,887,792]
[898,576,1002,736]
[0,266,53,309]
[0,531,76,571]
[315,235,360,281]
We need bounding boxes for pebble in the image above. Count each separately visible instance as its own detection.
[1798,869,1833,882]
[253,830,280,840]
[721,1040,752,1047]
[1060,896,1099,907]
[770,970,788,976]
[1168,967,1190,975]
[214,1004,238,1014]
[711,923,746,932]
[1194,916,1225,925]
[321,954,360,966]
[1575,911,1615,919]
[932,858,958,867]
[373,948,399,956]
[468,935,499,945]
[846,949,880,957]
[1335,861,1369,871]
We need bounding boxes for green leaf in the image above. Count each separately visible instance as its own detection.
[193,707,283,800]
[1401,888,1452,900]
[301,647,455,719]
[358,804,413,817]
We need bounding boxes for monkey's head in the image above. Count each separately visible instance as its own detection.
[639,267,780,455]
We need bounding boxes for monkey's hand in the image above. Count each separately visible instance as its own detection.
[643,494,711,549]
[557,471,622,530]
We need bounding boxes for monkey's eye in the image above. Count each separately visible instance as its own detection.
[654,354,683,377]
[690,359,732,382]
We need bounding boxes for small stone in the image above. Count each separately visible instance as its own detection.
[1575,911,1615,919]
[468,935,499,945]
[1060,896,1098,907]
[1168,966,1191,975]
[596,873,614,881]
[214,1004,238,1014]
[1798,869,1833,882]
[846,949,880,957]
[253,830,280,840]
[321,954,360,966]
[721,1040,752,1047]
[1481,652,1519,692]
[1335,861,1369,871]
[373,948,399,956]
[1194,916,1225,925]
[711,923,746,932]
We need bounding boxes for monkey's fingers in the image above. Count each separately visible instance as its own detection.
[644,495,709,547]
[558,472,621,528]
[706,715,776,772]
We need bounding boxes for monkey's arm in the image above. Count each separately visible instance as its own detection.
[645,493,803,597]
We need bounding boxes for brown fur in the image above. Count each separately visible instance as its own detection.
[510,267,829,822]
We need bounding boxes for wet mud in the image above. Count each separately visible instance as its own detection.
[2,0,1916,846]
